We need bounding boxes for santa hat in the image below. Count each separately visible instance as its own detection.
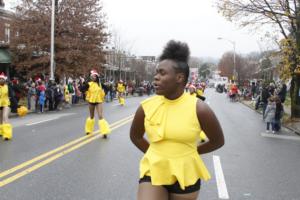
[0,72,7,80]
[90,69,99,77]
[35,77,41,82]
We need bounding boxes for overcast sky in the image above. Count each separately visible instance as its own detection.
[6,0,262,59]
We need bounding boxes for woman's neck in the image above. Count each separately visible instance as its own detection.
[164,89,184,100]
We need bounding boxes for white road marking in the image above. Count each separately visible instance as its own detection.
[26,118,59,126]
[213,155,229,199]
[261,132,300,141]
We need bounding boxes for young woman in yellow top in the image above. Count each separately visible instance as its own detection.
[83,70,110,138]
[0,72,13,140]
[117,80,126,106]
[130,40,224,200]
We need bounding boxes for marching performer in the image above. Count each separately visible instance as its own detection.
[0,72,13,140]
[83,70,111,138]
[117,80,125,106]
[189,85,207,142]
[189,84,206,101]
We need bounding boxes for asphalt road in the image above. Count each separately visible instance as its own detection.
[0,89,299,200]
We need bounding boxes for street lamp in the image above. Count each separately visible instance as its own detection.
[50,0,56,80]
[217,37,236,81]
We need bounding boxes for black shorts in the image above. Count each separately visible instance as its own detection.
[139,176,201,194]
[89,102,99,106]
[0,107,3,110]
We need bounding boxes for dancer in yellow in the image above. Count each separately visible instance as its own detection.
[130,40,224,199]
[189,85,207,142]
[188,84,197,97]
[0,73,13,140]
[117,80,125,106]
[83,70,111,138]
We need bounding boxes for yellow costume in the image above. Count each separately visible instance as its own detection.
[117,83,125,106]
[85,82,104,103]
[196,88,203,97]
[190,92,197,97]
[0,84,12,140]
[84,81,110,136]
[140,93,210,190]
[64,85,70,103]
[0,85,10,107]
[117,83,125,93]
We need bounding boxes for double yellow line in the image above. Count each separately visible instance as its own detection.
[0,115,134,188]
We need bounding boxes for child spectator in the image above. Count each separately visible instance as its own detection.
[264,96,276,133]
[39,90,45,113]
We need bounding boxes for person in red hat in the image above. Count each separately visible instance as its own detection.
[0,72,13,140]
[82,69,111,138]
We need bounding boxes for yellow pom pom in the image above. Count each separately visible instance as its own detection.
[17,106,28,117]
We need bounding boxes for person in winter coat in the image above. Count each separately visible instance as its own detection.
[264,96,276,133]
[277,83,287,103]
[261,85,271,117]
[274,96,284,131]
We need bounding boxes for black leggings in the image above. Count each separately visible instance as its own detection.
[139,176,201,194]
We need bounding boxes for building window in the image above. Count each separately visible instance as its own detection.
[5,23,10,43]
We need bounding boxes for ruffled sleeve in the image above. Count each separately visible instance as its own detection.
[142,96,169,142]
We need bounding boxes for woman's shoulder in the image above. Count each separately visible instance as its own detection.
[141,95,161,106]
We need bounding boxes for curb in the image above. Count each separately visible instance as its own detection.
[7,94,139,119]
[240,100,300,136]
[9,102,88,119]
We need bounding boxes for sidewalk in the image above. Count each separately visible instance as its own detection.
[9,101,88,118]
[241,99,300,136]
[8,94,139,118]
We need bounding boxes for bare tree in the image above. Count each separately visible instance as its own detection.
[217,0,300,117]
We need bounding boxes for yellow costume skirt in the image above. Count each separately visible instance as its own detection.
[140,145,211,190]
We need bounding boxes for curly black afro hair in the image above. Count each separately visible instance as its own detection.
[159,40,190,84]
[159,40,190,62]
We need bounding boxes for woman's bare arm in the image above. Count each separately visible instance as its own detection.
[130,105,149,153]
[196,100,224,154]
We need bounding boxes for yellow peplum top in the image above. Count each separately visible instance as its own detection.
[0,84,10,107]
[140,92,211,190]
[190,92,197,97]
[85,82,104,103]
[117,83,125,93]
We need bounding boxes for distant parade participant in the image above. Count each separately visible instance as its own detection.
[0,73,13,140]
[189,84,197,97]
[189,85,206,101]
[200,81,206,91]
[117,80,125,106]
[196,84,204,97]
[189,85,207,142]
[83,70,111,138]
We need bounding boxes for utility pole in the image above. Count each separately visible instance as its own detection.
[50,0,56,80]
